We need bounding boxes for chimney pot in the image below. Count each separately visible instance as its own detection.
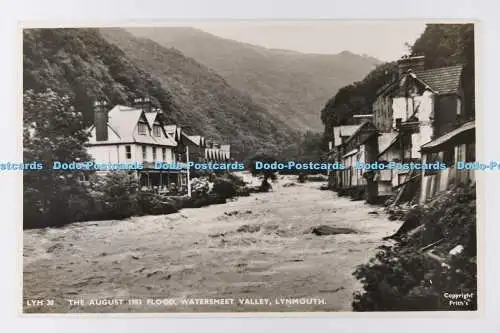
[397,55,425,77]
[94,100,108,141]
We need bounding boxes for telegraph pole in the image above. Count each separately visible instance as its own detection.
[186,144,191,197]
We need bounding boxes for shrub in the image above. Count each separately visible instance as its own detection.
[212,178,238,199]
[137,190,179,215]
[89,172,139,220]
[210,173,248,199]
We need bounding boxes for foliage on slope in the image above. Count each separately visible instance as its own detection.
[320,62,398,144]
[411,23,475,117]
[126,27,381,132]
[23,28,299,160]
[353,185,477,311]
[23,28,179,126]
[99,28,299,160]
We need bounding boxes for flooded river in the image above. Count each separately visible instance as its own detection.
[23,178,401,313]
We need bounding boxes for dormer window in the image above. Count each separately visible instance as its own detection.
[138,123,147,135]
[153,125,161,137]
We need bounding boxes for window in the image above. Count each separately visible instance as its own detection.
[138,123,147,135]
[153,147,157,161]
[125,145,131,159]
[142,146,147,161]
[162,148,167,161]
[457,98,462,116]
[153,125,161,137]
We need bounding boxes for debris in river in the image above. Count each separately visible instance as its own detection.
[46,243,63,253]
[209,232,225,238]
[306,225,358,236]
[236,224,261,233]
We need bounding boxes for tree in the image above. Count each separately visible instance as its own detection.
[23,89,92,228]
[410,23,475,116]
[248,153,278,192]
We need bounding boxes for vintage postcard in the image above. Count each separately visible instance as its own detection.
[21,20,478,314]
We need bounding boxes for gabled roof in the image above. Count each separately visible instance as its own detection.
[145,112,158,127]
[344,121,378,145]
[413,64,464,95]
[376,64,464,98]
[88,105,176,146]
[333,125,362,147]
[378,133,398,155]
[187,135,209,148]
[376,80,398,96]
[164,125,182,142]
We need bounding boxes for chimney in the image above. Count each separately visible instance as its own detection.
[397,55,425,76]
[133,97,152,112]
[94,100,108,141]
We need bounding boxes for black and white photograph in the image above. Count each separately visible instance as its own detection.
[21,21,477,313]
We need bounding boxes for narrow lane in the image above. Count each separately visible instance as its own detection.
[23,178,401,313]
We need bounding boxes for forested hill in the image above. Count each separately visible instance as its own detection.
[23,28,299,160]
[320,23,475,145]
[126,27,381,132]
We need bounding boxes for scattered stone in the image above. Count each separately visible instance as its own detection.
[99,252,108,257]
[283,182,297,187]
[46,243,63,253]
[146,270,161,278]
[449,244,464,256]
[245,210,252,214]
[307,225,357,236]
[236,224,261,233]
[286,259,304,262]
[319,286,345,293]
[209,233,225,238]
[131,255,140,260]
[224,210,239,216]
[160,274,172,280]
[368,211,379,215]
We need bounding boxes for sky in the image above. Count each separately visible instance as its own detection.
[181,21,427,62]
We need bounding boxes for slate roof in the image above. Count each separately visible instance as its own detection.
[413,64,464,94]
[87,105,177,146]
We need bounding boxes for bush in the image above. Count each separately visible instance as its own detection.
[210,173,248,199]
[82,172,139,220]
[137,190,179,215]
[212,178,237,199]
[352,185,477,311]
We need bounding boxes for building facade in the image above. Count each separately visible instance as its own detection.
[85,98,231,193]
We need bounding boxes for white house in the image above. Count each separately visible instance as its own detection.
[85,100,184,190]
